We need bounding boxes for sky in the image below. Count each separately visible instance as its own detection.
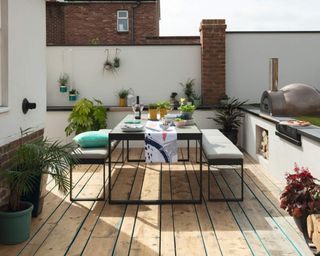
[160,0,320,35]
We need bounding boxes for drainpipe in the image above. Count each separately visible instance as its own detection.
[131,0,141,44]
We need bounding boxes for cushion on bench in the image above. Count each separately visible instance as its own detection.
[73,140,117,160]
[201,129,243,160]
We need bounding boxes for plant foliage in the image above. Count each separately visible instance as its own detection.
[58,73,69,87]
[280,164,320,217]
[157,101,171,109]
[1,130,78,212]
[65,98,107,136]
[178,104,196,112]
[118,89,130,99]
[213,97,246,132]
[180,79,197,101]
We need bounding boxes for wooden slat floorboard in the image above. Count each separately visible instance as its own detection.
[0,149,313,256]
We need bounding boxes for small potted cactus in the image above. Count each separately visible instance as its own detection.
[118,89,130,107]
[58,73,69,93]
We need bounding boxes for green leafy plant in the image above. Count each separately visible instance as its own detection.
[0,129,77,212]
[113,57,120,68]
[65,98,107,136]
[180,78,197,101]
[178,104,196,112]
[213,97,247,132]
[148,103,158,109]
[69,89,78,95]
[58,73,69,87]
[157,101,171,109]
[118,89,130,99]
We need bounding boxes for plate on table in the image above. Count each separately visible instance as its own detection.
[279,120,310,127]
[121,124,144,132]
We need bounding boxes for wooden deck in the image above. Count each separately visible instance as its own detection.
[0,148,313,256]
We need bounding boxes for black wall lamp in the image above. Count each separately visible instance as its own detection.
[22,98,36,114]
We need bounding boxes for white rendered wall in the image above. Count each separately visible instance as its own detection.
[241,112,320,185]
[0,0,46,146]
[47,46,201,106]
[226,32,320,103]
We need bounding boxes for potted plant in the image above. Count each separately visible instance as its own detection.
[180,78,196,103]
[118,89,130,107]
[69,89,79,101]
[157,101,171,118]
[212,97,246,144]
[219,94,229,105]
[178,98,196,120]
[0,130,77,244]
[58,73,69,93]
[148,103,158,121]
[170,92,179,109]
[280,164,320,242]
[113,57,120,68]
[65,98,107,136]
[193,95,202,108]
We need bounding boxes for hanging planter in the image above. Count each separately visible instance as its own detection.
[69,89,79,101]
[103,48,121,73]
[58,73,69,93]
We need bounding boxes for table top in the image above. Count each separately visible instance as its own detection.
[109,114,202,140]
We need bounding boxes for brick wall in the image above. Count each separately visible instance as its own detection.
[0,129,44,206]
[145,36,200,45]
[46,2,160,45]
[200,19,227,105]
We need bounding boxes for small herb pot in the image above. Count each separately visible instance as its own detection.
[159,108,167,118]
[69,94,77,101]
[60,86,68,93]
[119,98,126,107]
[149,109,158,120]
[180,111,193,120]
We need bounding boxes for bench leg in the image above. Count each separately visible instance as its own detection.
[70,163,106,202]
[208,163,244,202]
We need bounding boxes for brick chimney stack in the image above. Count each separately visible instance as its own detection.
[200,19,227,105]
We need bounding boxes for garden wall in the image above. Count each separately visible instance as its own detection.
[47,45,201,106]
[226,32,320,103]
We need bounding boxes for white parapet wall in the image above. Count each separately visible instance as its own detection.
[47,45,201,107]
[241,112,320,184]
[226,32,320,103]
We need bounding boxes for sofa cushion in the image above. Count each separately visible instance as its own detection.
[73,129,111,148]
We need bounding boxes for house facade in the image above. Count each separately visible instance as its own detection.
[46,0,161,45]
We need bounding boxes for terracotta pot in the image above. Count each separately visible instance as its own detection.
[149,109,158,120]
[159,108,167,118]
[119,98,126,107]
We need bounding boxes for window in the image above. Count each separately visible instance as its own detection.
[117,10,129,32]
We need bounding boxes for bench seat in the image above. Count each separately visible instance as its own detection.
[201,129,244,201]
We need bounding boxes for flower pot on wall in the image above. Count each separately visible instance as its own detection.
[0,202,33,244]
[149,109,158,121]
[294,214,310,243]
[119,98,126,107]
[60,86,68,93]
[69,94,77,101]
[159,108,167,118]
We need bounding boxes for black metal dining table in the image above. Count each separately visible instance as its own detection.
[108,114,203,204]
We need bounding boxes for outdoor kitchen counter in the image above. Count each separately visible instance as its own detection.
[241,105,320,144]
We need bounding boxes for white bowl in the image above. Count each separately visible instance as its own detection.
[174,120,187,127]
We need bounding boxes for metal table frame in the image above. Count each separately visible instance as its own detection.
[108,115,203,205]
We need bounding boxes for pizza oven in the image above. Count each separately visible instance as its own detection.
[260,59,320,116]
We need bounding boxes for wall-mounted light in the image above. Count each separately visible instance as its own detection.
[22,98,36,114]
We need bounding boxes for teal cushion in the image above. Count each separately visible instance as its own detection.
[73,131,109,148]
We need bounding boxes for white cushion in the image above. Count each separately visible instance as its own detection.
[202,129,243,159]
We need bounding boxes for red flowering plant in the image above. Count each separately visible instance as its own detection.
[280,164,320,218]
